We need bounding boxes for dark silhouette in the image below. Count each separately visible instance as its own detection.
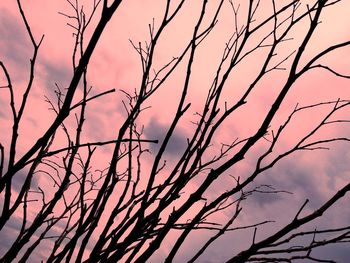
[1,0,350,262]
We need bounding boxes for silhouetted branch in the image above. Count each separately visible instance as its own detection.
[1,0,350,262]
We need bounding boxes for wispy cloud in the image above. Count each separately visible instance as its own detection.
[0,215,22,255]
[0,10,31,81]
[39,60,72,91]
[144,118,188,157]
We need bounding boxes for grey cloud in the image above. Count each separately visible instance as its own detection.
[0,173,41,259]
[196,255,224,263]
[0,10,31,79]
[242,157,350,261]
[173,247,223,263]
[11,170,39,193]
[248,188,286,207]
[84,109,108,142]
[40,60,72,90]
[0,216,22,256]
[251,160,325,209]
[0,9,72,91]
[0,215,63,261]
[0,157,38,194]
[325,145,350,190]
[171,153,350,263]
[313,243,350,263]
[144,118,188,157]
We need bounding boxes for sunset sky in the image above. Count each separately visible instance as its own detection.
[1,0,350,262]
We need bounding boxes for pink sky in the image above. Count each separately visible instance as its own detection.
[1,0,350,262]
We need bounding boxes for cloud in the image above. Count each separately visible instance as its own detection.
[11,170,39,194]
[251,159,325,209]
[0,210,64,261]
[248,187,287,207]
[0,10,31,80]
[40,60,72,90]
[0,216,22,256]
[84,108,109,142]
[144,118,188,157]
[313,243,350,263]
[325,144,350,190]
[0,8,72,95]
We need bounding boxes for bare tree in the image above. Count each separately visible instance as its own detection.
[1,0,350,262]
